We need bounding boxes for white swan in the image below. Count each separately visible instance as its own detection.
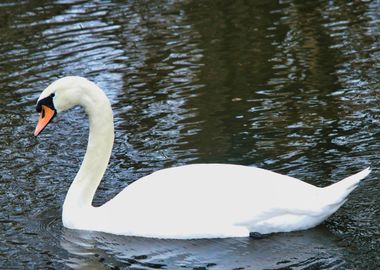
[34,76,371,239]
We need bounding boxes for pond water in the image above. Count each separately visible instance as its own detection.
[0,0,379,269]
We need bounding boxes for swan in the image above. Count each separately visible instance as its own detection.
[34,76,371,239]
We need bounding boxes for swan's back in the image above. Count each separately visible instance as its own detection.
[101,164,331,238]
[109,164,315,212]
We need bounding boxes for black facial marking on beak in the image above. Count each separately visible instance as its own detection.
[36,93,55,113]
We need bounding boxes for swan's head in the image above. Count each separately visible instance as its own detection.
[34,76,92,136]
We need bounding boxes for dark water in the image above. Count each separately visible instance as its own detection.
[0,0,379,269]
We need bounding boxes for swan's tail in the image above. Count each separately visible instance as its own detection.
[324,167,371,208]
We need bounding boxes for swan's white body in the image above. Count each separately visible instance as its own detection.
[35,76,371,239]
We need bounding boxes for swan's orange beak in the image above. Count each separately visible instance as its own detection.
[34,105,56,136]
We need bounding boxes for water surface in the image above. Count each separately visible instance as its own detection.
[0,0,379,269]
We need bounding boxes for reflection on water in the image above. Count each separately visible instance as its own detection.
[61,227,347,269]
[0,0,379,269]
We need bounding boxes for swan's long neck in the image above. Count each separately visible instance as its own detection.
[62,82,114,218]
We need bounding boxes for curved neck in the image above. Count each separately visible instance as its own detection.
[63,83,114,215]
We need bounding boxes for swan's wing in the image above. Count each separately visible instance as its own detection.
[103,164,324,221]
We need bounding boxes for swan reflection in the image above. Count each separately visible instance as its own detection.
[61,226,348,269]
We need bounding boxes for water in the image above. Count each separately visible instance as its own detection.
[0,0,379,269]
